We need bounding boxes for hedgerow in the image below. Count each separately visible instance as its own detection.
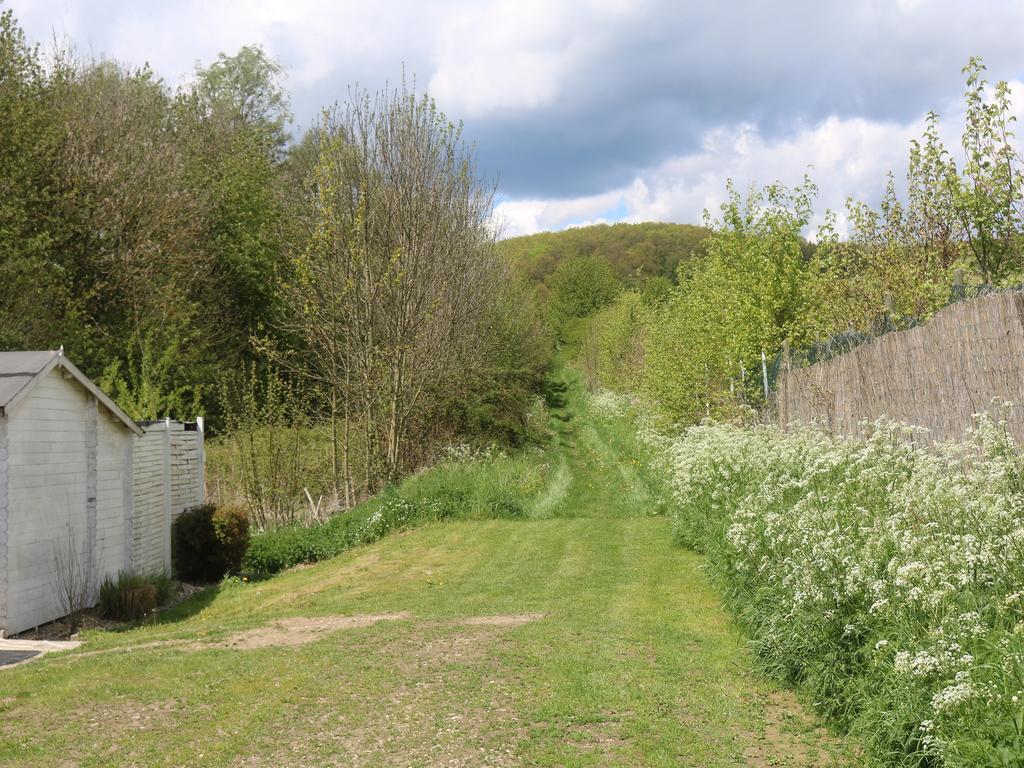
[657,410,1024,766]
[243,452,540,575]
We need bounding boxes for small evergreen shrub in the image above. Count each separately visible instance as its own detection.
[98,572,174,621]
[172,503,250,582]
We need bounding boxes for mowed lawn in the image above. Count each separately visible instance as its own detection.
[0,377,854,767]
[0,519,853,767]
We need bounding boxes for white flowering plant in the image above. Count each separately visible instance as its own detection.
[657,409,1024,766]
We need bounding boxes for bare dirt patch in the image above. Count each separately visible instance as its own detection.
[99,698,179,732]
[217,612,412,650]
[565,718,630,756]
[69,612,413,659]
[461,613,545,627]
[69,612,544,662]
[744,690,847,767]
[230,621,525,768]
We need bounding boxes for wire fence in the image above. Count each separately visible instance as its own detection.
[769,284,1024,444]
[762,282,1024,394]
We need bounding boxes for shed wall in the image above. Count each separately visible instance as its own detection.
[4,369,132,634]
[0,415,8,633]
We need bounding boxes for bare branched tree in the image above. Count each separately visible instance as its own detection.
[51,527,96,634]
[280,79,505,499]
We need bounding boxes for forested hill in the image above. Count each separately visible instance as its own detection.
[497,222,708,286]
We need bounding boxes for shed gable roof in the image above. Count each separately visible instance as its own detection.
[0,350,143,435]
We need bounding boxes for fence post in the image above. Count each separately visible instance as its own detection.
[163,417,172,572]
[779,340,790,428]
[195,416,206,505]
[761,349,769,402]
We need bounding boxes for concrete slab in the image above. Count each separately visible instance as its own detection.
[0,638,80,668]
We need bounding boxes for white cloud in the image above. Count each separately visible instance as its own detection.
[9,0,1024,232]
[496,101,1004,238]
[427,0,635,117]
[494,185,634,237]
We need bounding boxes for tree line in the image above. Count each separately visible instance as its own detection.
[497,222,708,348]
[0,9,549,515]
[572,57,1024,423]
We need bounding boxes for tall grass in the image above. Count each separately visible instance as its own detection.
[243,448,548,575]
[653,407,1024,766]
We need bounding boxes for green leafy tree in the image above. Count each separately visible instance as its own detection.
[945,57,1022,284]
[643,178,817,421]
[190,45,291,153]
[546,254,620,341]
[0,10,77,351]
[497,222,708,286]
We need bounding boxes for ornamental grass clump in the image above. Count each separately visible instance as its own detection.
[661,411,1024,766]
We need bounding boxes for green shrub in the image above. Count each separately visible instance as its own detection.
[172,503,250,582]
[98,572,174,621]
[212,504,250,575]
[243,505,374,575]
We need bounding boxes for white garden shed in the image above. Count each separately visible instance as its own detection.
[0,350,206,637]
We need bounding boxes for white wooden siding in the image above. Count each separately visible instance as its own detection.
[0,366,204,636]
[132,427,169,574]
[6,370,90,633]
[132,421,205,574]
[0,415,9,632]
[96,413,132,589]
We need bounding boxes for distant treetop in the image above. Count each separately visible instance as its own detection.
[497,222,708,287]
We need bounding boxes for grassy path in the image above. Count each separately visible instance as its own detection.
[0,374,853,767]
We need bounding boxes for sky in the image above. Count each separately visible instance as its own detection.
[8,0,1024,238]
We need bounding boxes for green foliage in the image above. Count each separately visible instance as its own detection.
[0,10,79,354]
[580,59,1024,426]
[97,572,175,621]
[545,255,621,348]
[497,222,709,287]
[98,326,204,421]
[0,8,546,510]
[212,364,321,529]
[171,503,250,582]
[0,10,292,422]
[212,504,251,575]
[639,178,817,422]
[548,254,620,320]
[419,272,551,448]
[947,57,1022,283]
[243,444,548,574]
[580,290,649,392]
[190,45,291,152]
